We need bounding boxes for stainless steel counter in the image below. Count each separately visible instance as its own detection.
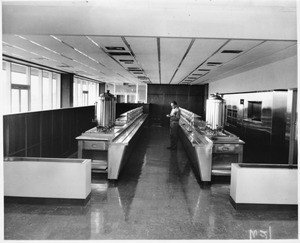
[76,112,148,180]
[179,109,245,183]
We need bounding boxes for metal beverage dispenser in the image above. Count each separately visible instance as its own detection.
[94,90,116,131]
[206,93,225,130]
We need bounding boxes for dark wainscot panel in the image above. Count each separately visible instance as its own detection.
[3,106,95,158]
[147,84,208,126]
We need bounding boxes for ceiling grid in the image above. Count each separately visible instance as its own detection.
[2,0,296,85]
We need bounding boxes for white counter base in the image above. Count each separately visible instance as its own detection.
[230,163,297,207]
[4,157,91,201]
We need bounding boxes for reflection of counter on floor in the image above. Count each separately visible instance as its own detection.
[4,157,91,204]
[230,163,298,209]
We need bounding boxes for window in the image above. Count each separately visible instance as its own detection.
[248,101,262,121]
[73,77,99,107]
[11,89,20,113]
[43,71,52,110]
[20,89,29,112]
[226,107,238,126]
[113,84,147,103]
[105,83,114,94]
[31,68,40,111]
[2,61,7,84]
[117,95,125,103]
[11,63,29,113]
[52,73,57,109]
[88,82,98,105]
[127,95,136,103]
[11,63,27,85]
[11,88,29,113]
[137,84,147,103]
[3,60,61,113]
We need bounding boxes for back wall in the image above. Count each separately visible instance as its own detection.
[147,84,208,126]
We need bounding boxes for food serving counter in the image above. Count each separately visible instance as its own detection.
[76,107,148,180]
[179,108,245,183]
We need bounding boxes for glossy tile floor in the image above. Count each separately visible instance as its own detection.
[4,127,298,240]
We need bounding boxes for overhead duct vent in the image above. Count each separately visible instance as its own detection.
[57,64,72,68]
[119,59,134,64]
[221,50,243,54]
[198,69,210,71]
[192,73,202,76]
[32,57,47,61]
[128,67,142,71]
[108,52,131,56]
[207,62,222,66]
[105,46,125,51]
[133,71,144,74]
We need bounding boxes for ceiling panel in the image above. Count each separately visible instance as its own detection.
[208,44,297,83]
[160,38,191,84]
[3,33,297,86]
[87,36,143,84]
[192,40,297,84]
[3,34,97,77]
[3,44,39,60]
[3,34,66,64]
[207,40,263,63]
[25,35,108,76]
[171,38,228,84]
[88,37,129,51]
[56,35,122,78]
[126,37,159,84]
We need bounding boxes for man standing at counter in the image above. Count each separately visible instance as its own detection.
[166,101,181,150]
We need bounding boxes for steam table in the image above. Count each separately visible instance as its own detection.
[76,113,148,180]
[179,108,245,183]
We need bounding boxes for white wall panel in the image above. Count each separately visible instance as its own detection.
[208,55,297,94]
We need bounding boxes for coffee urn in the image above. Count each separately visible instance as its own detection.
[94,90,116,131]
[206,93,225,130]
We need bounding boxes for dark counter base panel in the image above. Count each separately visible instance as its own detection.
[230,197,298,211]
[4,193,91,206]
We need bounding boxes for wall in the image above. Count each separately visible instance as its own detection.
[61,73,74,108]
[147,84,208,126]
[209,56,297,94]
[3,106,95,158]
[3,103,148,159]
